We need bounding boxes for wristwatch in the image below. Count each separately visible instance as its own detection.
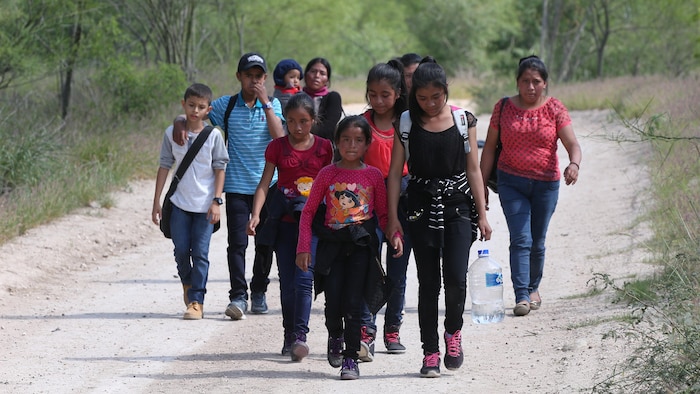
[213,197,224,205]
[263,101,273,110]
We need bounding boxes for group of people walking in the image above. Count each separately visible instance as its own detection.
[151,51,582,380]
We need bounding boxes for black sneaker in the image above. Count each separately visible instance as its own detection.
[327,336,344,368]
[443,330,464,370]
[340,357,360,380]
[420,352,441,378]
[358,326,375,362]
[291,332,309,362]
[384,326,406,353]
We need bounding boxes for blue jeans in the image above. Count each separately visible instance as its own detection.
[274,221,316,336]
[497,170,559,303]
[409,200,472,354]
[323,244,371,359]
[225,192,273,302]
[170,204,214,304]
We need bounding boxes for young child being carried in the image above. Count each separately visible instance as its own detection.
[151,83,229,320]
[273,58,303,112]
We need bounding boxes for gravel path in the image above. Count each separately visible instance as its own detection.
[0,106,653,393]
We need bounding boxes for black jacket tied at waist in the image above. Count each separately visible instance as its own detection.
[257,186,308,246]
[405,172,478,248]
[311,204,389,314]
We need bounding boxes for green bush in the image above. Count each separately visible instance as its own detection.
[96,60,187,118]
[0,124,59,193]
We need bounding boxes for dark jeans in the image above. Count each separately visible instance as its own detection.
[274,221,316,336]
[497,170,559,303]
[409,201,472,354]
[361,175,411,333]
[361,204,412,333]
[225,192,273,301]
[323,243,371,359]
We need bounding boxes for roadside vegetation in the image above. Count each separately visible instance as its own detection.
[1,0,699,390]
[584,77,700,393]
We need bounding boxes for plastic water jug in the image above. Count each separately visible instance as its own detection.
[469,249,505,324]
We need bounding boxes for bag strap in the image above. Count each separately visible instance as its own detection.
[223,94,274,145]
[165,125,215,197]
[222,94,238,145]
[398,107,471,162]
[449,105,470,155]
[496,97,508,145]
[398,110,412,161]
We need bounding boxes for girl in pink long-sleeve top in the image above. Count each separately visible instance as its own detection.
[296,115,402,380]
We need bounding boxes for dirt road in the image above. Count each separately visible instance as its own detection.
[0,107,652,393]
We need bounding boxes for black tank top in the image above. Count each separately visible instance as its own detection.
[408,125,466,179]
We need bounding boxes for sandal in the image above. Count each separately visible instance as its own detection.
[513,301,530,316]
[529,292,542,310]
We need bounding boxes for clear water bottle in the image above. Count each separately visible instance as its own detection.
[469,249,505,324]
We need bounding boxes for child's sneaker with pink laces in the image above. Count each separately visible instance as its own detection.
[358,326,375,362]
[420,352,441,378]
[443,330,464,370]
[384,327,406,353]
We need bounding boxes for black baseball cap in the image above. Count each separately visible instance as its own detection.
[238,52,267,73]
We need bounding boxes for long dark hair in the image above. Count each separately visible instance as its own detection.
[365,59,408,119]
[407,56,448,127]
[335,115,372,145]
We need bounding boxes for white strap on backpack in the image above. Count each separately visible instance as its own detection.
[398,107,470,162]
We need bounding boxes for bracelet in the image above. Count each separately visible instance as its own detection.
[568,162,580,170]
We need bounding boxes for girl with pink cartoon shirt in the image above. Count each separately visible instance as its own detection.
[296,115,403,380]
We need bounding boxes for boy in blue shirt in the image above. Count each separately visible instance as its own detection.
[173,53,285,320]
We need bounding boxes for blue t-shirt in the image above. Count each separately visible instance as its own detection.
[209,93,283,194]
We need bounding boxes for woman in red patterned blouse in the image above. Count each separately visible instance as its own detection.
[480,55,582,317]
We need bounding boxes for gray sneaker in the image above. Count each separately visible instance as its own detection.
[291,332,309,362]
[225,298,247,320]
[250,291,268,314]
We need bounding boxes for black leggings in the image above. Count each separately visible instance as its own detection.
[409,201,473,354]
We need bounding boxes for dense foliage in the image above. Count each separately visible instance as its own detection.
[0,1,699,390]
[1,0,699,120]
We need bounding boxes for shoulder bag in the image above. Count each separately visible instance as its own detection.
[487,97,508,193]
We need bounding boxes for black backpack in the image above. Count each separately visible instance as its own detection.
[221,93,274,144]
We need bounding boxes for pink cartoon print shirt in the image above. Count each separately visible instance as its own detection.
[296,164,388,254]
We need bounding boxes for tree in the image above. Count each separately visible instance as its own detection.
[405,0,520,75]
[0,1,44,90]
[112,0,202,80]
